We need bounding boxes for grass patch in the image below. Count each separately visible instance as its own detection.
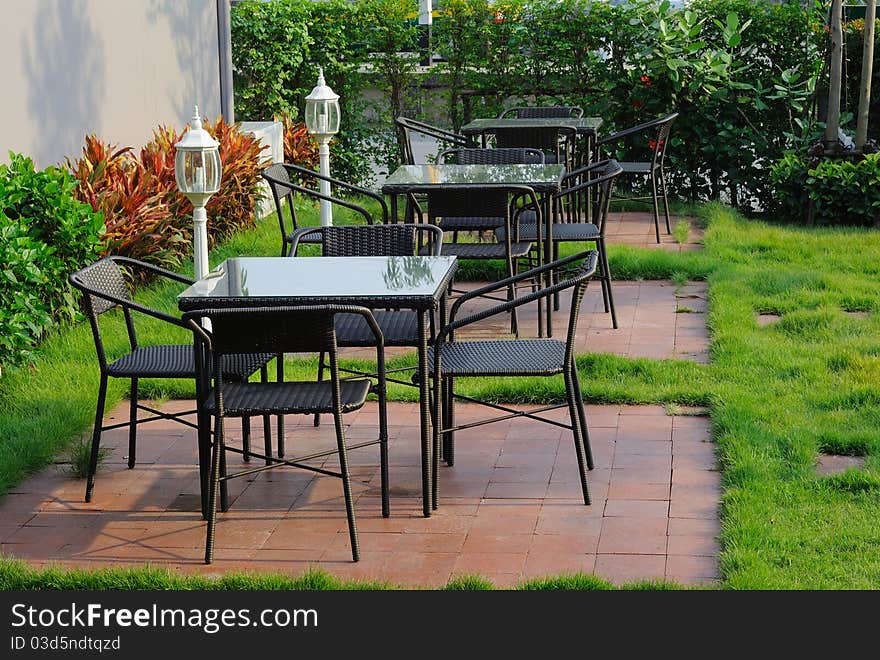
[673,218,691,244]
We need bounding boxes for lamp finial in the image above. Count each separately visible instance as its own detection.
[317,67,326,87]
[191,105,203,131]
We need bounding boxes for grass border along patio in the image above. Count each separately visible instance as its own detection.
[3,200,880,589]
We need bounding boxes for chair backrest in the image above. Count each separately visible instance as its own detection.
[499,106,584,119]
[651,112,678,169]
[395,116,468,165]
[437,147,545,165]
[69,256,190,369]
[490,126,577,166]
[555,159,623,234]
[289,224,443,257]
[261,163,303,253]
[262,164,380,256]
[560,251,600,364]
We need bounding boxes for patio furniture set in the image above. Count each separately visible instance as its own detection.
[69,108,679,565]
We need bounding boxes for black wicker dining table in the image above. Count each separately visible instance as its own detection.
[178,255,458,517]
[382,163,566,336]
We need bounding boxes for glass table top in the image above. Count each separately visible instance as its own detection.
[460,117,603,134]
[177,256,458,306]
[382,164,565,191]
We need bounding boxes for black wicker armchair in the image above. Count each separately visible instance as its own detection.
[595,113,679,243]
[496,159,624,328]
[261,163,388,257]
[425,250,600,509]
[68,256,274,511]
[185,304,389,564]
[410,183,539,335]
[395,116,469,165]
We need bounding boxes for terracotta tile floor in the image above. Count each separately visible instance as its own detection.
[0,401,720,588]
[0,211,717,586]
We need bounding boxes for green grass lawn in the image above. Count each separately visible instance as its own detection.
[3,198,880,588]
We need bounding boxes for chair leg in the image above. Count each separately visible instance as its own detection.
[259,365,276,458]
[598,237,618,329]
[377,385,390,519]
[220,429,229,513]
[442,376,455,467]
[660,167,672,235]
[570,365,594,470]
[332,409,360,562]
[507,256,518,336]
[241,416,251,463]
[650,173,662,243]
[564,366,591,506]
[313,351,324,427]
[127,378,138,469]
[85,374,109,503]
[204,414,224,564]
[276,353,286,454]
[553,242,561,312]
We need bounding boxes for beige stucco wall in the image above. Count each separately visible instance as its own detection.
[0,0,221,168]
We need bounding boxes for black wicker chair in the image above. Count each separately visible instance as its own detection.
[496,159,623,328]
[483,125,578,168]
[426,250,600,508]
[411,183,539,335]
[68,256,274,509]
[595,113,679,243]
[185,304,389,564]
[395,116,469,165]
[499,106,584,119]
[262,163,387,257]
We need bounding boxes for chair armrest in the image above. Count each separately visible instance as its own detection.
[282,164,389,223]
[447,249,594,323]
[439,251,598,342]
[595,115,671,147]
[109,255,195,286]
[561,159,618,184]
[556,160,623,198]
[276,179,376,230]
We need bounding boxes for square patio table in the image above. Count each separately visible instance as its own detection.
[460,117,603,166]
[382,163,566,337]
[178,255,458,518]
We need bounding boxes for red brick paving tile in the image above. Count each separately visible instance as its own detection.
[462,533,534,554]
[667,517,721,536]
[325,531,401,554]
[263,523,339,551]
[530,532,600,555]
[396,532,468,553]
[672,453,717,470]
[453,552,527,575]
[610,467,671,486]
[522,553,596,579]
[606,481,670,501]
[665,555,720,580]
[594,554,667,585]
[612,453,672,470]
[667,535,720,557]
[378,552,459,587]
[536,511,604,536]
[598,517,668,555]
[484,482,548,499]
[604,499,670,518]
[669,485,720,519]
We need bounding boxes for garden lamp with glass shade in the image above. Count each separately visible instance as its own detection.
[175,105,222,281]
[304,67,340,226]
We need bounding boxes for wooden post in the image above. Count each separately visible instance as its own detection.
[856,0,876,150]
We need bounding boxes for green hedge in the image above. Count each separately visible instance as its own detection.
[0,154,105,371]
[231,0,826,208]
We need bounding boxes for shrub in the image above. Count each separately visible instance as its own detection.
[0,154,105,370]
[279,115,319,170]
[769,152,880,226]
[68,118,266,271]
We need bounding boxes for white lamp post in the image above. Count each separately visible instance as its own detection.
[304,68,340,226]
[174,105,222,281]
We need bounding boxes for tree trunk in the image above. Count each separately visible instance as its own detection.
[824,0,844,151]
[856,0,876,149]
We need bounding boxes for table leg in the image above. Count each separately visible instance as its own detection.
[417,311,432,517]
[545,192,554,338]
